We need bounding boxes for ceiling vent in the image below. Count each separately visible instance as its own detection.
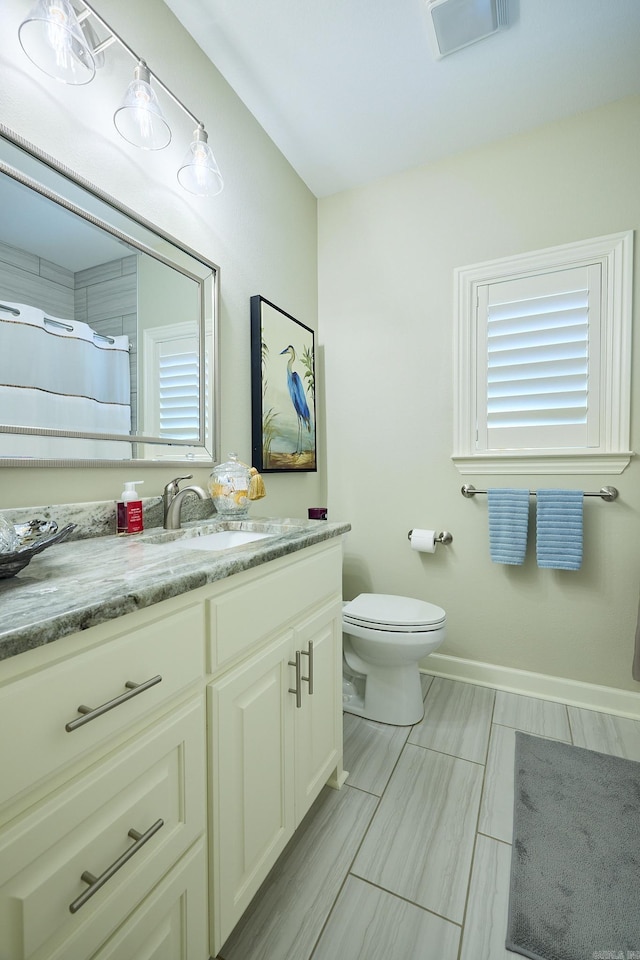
[426,0,509,59]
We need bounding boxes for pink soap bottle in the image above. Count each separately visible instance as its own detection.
[116,481,144,535]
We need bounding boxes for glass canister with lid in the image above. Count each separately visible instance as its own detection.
[208,452,251,517]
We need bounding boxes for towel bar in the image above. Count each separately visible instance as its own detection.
[461,484,618,502]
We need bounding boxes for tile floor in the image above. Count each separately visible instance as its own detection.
[217,674,640,960]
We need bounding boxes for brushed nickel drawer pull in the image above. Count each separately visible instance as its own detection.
[301,640,314,695]
[65,675,163,732]
[288,650,302,708]
[69,818,164,914]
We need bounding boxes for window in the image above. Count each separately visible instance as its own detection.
[452,231,633,475]
[140,320,213,461]
[158,339,201,441]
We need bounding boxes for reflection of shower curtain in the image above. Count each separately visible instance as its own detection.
[0,301,131,459]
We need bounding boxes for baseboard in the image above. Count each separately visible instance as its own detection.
[421,653,640,720]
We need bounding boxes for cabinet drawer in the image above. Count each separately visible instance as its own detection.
[0,697,205,960]
[207,544,342,672]
[90,841,207,960]
[0,603,204,807]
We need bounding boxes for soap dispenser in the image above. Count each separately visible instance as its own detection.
[117,481,144,535]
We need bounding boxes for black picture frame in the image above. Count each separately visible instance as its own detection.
[251,296,317,473]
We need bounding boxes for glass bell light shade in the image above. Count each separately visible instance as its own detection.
[177,125,224,197]
[113,61,171,150]
[18,0,96,85]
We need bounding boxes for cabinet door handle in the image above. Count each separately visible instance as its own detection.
[301,640,314,695]
[288,650,302,708]
[69,818,164,914]
[65,675,163,732]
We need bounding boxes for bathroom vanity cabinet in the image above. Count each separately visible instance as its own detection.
[207,545,343,952]
[0,596,209,960]
[0,537,345,960]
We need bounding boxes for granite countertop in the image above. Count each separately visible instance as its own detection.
[0,517,350,662]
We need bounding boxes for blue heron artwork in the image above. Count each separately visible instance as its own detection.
[250,296,316,472]
[280,345,311,456]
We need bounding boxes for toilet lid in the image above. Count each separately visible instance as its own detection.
[343,593,446,631]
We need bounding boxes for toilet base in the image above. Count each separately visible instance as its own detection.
[342,662,424,726]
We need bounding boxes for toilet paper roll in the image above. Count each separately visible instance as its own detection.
[409,529,437,553]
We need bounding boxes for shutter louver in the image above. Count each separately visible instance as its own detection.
[477,264,601,452]
[487,289,589,430]
[144,322,213,457]
[159,351,200,440]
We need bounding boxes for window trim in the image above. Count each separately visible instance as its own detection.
[452,231,634,475]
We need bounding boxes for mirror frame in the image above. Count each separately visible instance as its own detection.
[0,123,219,468]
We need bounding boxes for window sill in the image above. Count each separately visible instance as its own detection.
[451,452,634,476]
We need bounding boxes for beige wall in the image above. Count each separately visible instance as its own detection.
[319,96,640,694]
[3,3,640,696]
[0,0,324,517]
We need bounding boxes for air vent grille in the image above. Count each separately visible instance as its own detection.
[426,0,509,59]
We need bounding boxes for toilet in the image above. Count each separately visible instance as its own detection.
[342,593,446,726]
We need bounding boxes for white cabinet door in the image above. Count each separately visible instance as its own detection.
[294,602,342,820]
[208,633,296,953]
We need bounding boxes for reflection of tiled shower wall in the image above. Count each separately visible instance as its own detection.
[0,242,137,433]
[0,239,75,316]
[74,256,138,432]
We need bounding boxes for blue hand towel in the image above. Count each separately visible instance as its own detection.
[487,488,530,565]
[536,489,584,570]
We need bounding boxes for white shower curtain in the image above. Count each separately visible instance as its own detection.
[0,301,131,459]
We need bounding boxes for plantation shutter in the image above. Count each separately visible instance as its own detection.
[475,264,601,452]
[158,336,203,441]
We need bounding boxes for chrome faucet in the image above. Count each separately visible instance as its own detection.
[163,475,209,530]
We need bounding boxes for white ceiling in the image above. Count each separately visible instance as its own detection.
[0,175,133,272]
[162,0,640,198]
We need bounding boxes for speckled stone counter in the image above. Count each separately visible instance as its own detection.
[0,517,350,662]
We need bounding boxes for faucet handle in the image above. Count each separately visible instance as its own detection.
[164,475,193,496]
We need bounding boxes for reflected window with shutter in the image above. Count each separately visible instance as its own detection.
[140,320,213,460]
[158,339,201,441]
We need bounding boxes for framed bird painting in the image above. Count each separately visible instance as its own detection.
[250,296,317,472]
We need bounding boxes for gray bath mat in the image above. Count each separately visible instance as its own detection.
[506,732,640,960]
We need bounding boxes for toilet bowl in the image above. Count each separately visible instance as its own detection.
[342,593,446,726]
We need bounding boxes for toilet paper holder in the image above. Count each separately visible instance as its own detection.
[407,530,453,545]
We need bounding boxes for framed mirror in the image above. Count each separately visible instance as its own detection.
[0,124,218,466]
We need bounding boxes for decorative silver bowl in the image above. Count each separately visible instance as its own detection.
[0,522,76,579]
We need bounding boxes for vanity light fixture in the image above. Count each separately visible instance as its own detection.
[177,124,224,197]
[17,0,224,196]
[113,60,171,151]
[18,0,97,84]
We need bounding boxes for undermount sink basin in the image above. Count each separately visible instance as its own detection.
[143,520,302,553]
[164,530,273,552]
